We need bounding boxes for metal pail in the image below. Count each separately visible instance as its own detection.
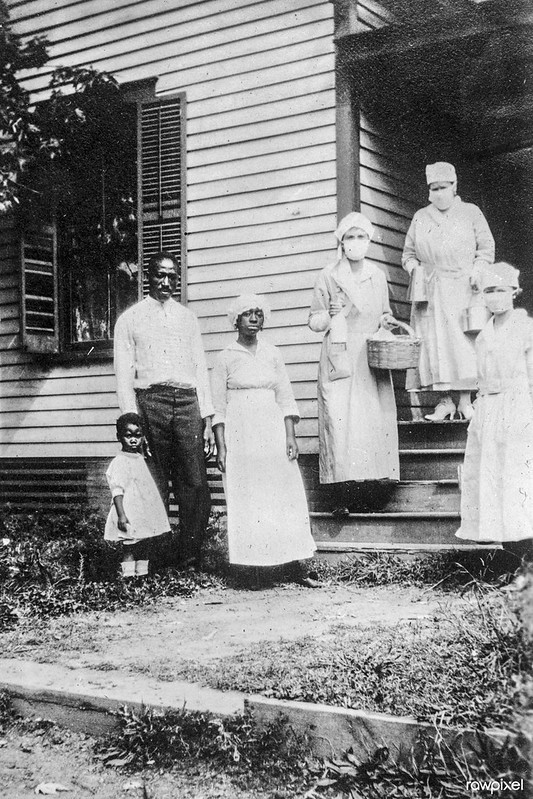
[407,267,427,303]
[461,304,491,333]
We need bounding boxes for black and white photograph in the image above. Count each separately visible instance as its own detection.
[0,1,532,796]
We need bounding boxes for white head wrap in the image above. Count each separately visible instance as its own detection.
[334,211,374,243]
[227,293,271,328]
[480,262,520,291]
[425,162,457,185]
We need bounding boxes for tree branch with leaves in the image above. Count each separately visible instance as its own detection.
[0,1,123,217]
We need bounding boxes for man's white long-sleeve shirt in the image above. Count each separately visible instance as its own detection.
[113,296,214,418]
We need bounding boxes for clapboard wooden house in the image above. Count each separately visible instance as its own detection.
[1,0,532,551]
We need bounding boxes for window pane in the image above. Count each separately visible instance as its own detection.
[57,100,138,345]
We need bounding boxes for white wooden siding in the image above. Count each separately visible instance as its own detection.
[1,0,336,458]
[359,111,422,416]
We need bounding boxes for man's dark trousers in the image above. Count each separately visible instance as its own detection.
[136,385,211,566]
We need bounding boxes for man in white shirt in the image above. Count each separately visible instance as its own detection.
[114,251,215,569]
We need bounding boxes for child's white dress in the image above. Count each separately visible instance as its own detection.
[104,451,170,542]
[211,338,316,566]
[456,309,533,543]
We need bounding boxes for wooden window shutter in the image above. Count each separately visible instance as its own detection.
[138,95,186,301]
[20,223,59,354]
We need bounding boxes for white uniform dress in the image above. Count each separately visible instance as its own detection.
[211,339,316,566]
[104,451,170,542]
[402,196,495,391]
[308,258,399,484]
[456,309,533,543]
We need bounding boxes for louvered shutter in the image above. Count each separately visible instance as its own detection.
[138,95,186,301]
[20,224,59,354]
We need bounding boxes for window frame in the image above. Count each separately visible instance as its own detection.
[20,223,60,355]
[20,80,188,362]
[136,89,188,307]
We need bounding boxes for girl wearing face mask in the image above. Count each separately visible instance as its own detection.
[402,162,495,421]
[456,263,533,558]
[308,212,400,515]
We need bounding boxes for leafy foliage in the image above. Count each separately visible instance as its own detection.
[0,505,120,584]
[96,705,312,796]
[0,1,128,220]
[3,571,209,624]
[201,510,230,575]
[0,689,15,733]
[307,733,531,799]
[0,1,48,212]
[0,507,221,629]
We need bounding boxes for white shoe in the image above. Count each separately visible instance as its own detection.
[457,402,474,421]
[135,560,149,576]
[425,397,456,422]
[121,561,136,578]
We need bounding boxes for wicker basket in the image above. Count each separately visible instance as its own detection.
[367,320,421,370]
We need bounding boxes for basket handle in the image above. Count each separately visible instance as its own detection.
[390,319,417,338]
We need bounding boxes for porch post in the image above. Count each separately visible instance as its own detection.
[332,0,360,220]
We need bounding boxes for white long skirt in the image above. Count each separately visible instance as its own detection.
[407,272,477,391]
[223,388,316,566]
[456,379,533,542]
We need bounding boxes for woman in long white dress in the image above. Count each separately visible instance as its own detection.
[308,211,400,514]
[402,162,495,420]
[211,294,317,585]
[456,262,533,559]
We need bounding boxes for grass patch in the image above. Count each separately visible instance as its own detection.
[312,549,520,590]
[0,507,225,630]
[3,570,219,626]
[169,587,532,731]
[307,735,530,798]
[0,507,521,632]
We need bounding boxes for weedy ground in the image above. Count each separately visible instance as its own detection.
[0,691,530,799]
[0,508,531,796]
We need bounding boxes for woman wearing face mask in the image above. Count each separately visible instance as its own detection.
[456,263,533,558]
[308,212,400,515]
[403,162,495,421]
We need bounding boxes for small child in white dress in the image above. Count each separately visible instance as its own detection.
[105,413,170,578]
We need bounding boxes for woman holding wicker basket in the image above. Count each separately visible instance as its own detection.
[308,212,400,515]
[402,162,495,421]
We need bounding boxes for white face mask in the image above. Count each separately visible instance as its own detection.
[483,289,514,315]
[343,239,370,262]
[428,185,455,211]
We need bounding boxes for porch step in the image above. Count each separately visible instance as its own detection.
[399,449,464,481]
[310,511,462,547]
[398,419,468,449]
[362,480,460,513]
[314,541,500,553]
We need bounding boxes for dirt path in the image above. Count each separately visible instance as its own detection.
[0,723,272,798]
[2,583,460,680]
[0,583,467,798]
